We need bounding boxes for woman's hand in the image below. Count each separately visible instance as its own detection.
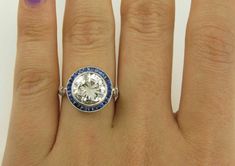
[3,0,235,165]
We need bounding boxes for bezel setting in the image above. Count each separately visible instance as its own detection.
[66,67,113,113]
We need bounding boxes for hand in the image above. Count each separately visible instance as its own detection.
[3,0,235,165]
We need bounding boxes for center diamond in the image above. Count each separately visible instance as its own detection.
[71,72,107,106]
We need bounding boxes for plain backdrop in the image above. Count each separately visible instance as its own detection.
[0,0,191,163]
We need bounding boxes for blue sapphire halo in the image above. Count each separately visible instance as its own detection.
[59,67,118,113]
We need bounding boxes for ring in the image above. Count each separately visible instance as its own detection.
[59,67,118,113]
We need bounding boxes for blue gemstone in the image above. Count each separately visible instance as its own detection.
[102,74,106,78]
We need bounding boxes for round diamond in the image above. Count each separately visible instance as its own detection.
[71,72,107,106]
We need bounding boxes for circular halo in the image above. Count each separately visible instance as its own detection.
[66,67,113,113]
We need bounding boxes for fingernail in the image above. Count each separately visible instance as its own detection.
[25,0,44,6]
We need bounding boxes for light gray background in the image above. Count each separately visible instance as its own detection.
[0,0,191,163]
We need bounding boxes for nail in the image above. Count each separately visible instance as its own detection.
[25,0,44,6]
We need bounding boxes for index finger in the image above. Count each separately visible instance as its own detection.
[3,0,59,165]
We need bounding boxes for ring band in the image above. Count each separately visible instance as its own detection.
[59,67,118,113]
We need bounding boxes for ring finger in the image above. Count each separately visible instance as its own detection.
[55,0,115,149]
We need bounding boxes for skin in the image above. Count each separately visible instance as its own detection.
[2,0,235,165]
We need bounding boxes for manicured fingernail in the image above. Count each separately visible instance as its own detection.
[25,0,43,6]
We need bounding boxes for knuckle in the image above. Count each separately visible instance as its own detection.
[64,13,114,49]
[18,15,54,42]
[122,0,173,37]
[15,68,57,97]
[190,23,235,72]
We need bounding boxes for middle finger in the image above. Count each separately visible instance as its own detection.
[115,0,176,129]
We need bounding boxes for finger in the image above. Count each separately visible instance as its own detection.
[178,0,235,157]
[3,0,59,165]
[55,0,115,148]
[114,0,177,129]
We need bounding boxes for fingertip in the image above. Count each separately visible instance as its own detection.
[24,0,45,7]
